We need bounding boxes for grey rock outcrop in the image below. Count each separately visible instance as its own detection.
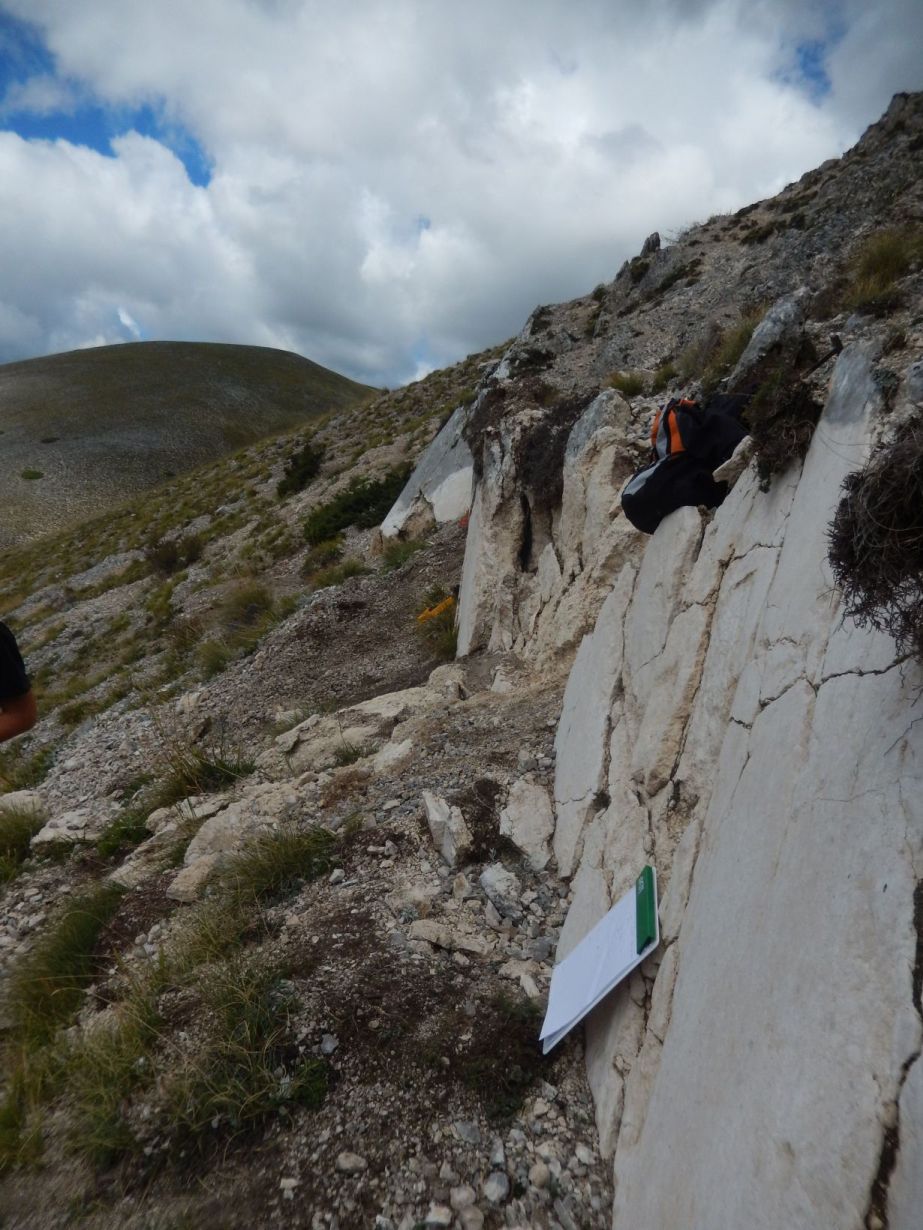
[381,404,474,539]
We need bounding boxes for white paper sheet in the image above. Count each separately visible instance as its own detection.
[539,868,659,1053]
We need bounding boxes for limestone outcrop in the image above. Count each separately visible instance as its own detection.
[528,344,923,1226]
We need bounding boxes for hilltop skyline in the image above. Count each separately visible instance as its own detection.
[1,0,921,387]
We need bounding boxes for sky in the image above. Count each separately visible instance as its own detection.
[0,1,920,388]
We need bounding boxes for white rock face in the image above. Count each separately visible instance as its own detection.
[540,344,923,1227]
[381,404,473,538]
[456,390,639,661]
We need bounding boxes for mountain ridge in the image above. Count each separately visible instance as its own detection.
[0,340,376,547]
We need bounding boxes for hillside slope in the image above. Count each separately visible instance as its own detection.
[0,93,921,1230]
[0,341,375,547]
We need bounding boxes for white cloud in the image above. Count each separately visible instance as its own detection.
[0,0,919,385]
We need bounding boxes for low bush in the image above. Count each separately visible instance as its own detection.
[607,371,646,398]
[159,957,326,1152]
[700,308,764,392]
[745,367,822,487]
[842,226,923,316]
[277,439,324,499]
[308,558,369,590]
[303,466,411,545]
[382,538,426,571]
[145,533,203,576]
[828,423,923,658]
[650,361,678,394]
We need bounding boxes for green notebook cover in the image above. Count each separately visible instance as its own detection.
[635,865,656,953]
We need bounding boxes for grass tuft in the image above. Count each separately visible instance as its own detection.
[6,883,125,1048]
[0,803,44,883]
[220,824,337,904]
[607,371,646,398]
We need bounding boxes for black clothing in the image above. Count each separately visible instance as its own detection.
[0,622,30,701]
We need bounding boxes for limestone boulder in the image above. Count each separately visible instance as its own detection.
[422,791,472,867]
[499,775,554,870]
[31,802,118,849]
[479,863,522,920]
[0,789,42,817]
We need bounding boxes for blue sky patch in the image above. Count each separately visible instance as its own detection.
[794,40,832,100]
[0,10,211,186]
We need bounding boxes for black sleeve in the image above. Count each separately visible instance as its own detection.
[0,622,30,701]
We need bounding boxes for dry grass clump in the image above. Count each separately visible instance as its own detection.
[842,226,923,316]
[607,371,646,398]
[828,423,923,658]
[745,367,823,488]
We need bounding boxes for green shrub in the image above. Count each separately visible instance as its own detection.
[382,538,426,571]
[607,371,646,398]
[842,226,923,315]
[277,439,324,499]
[0,803,44,882]
[309,558,370,590]
[303,466,411,545]
[20,469,43,481]
[650,361,678,394]
[300,537,343,578]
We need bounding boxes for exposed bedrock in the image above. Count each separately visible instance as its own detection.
[448,339,923,1226]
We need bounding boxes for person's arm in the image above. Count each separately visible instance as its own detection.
[0,689,37,743]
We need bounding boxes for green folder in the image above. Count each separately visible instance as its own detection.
[635,865,657,953]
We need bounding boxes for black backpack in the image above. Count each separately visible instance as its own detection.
[621,395,749,534]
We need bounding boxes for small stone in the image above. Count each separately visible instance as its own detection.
[458,1209,484,1230]
[424,1206,453,1228]
[450,1184,477,1211]
[329,868,346,885]
[452,952,470,969]
[489,1136,506,1168]
[335,1151,367,1174]
[320,1033,339,1055]
[453,1119,481,1145]
[383,799,401,811]
[280,1177,299,1200]
[528,1161,550,1189]
[574,1143,595,1165]
[532,1097,551,1117]
[482,1172,509,1203]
